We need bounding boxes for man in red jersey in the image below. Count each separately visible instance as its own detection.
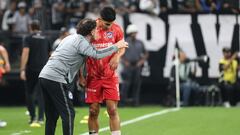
[81,6,124,135]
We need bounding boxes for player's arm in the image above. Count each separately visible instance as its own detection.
[0,46,11,72]
[114,39,126,57]
[20,47,29,80]
[78,68,86,87]
[221,52,238,70]
[109,47,125,70]
[109,26,125,70]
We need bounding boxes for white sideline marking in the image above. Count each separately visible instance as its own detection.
[79,107,180,135]
[11,130,31,135]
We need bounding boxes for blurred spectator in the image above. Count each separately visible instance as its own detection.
[112,0,137,35]
[178,0,201,13]
[65,0,86,27]
[112,0,137,14]
[52,27,69,51]
[170,50,201,106]
[51,0,65,30]
[0,43,11,84]
[0,0,8,11]
[121,24,149,106]
[218,47,238,108]
[166,0,176,12]
[87,0,100,14]
[20,20,51,127]
[29,0,49,30]
[198,0,222,13]
[0,0,239,34]
[99,0,114,9]
[220,0,239,13]
[87,0,113,18]
[0,0,9,29]
[128,0,140,13]
[12,1,31,33]
[139,0,161,16]
[1,0,17,31]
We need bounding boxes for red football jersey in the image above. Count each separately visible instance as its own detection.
[86,22,124,79]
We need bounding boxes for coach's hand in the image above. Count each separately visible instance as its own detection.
[20,70,26,81]
[115,40,128,49]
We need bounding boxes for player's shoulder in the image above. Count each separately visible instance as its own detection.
[112,23,123,31]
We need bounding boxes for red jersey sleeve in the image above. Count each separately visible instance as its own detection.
[114,24,124,42]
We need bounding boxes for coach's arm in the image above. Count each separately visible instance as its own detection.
[79,39,128,59]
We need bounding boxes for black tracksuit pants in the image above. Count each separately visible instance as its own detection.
[25,70,44,122]
[39,78,75,135]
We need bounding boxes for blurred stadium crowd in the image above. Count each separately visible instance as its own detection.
[0,0,239,33]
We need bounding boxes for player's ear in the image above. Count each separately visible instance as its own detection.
[90,29,95,36]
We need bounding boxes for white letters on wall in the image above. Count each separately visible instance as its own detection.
[198,15,236,77]
[127,14,237,78]
[164,15,198,77]
[129,13,166,51]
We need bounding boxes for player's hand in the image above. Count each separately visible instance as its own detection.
[109,55,120,70]
[116,40,128,49]
[20,70,26,81]
[79,77,86,87]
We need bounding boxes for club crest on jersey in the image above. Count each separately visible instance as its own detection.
[105,32,113,39]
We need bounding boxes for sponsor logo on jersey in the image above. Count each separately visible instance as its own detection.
[87,88,97,92]
[92,42,113,49]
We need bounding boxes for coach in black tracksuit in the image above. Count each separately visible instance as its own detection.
[20,20,51,124]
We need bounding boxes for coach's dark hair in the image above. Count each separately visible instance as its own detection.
[100,6,116,22]
[31,20,40,30]
[76,18,96,36]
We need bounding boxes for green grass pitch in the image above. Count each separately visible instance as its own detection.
[0,106,239,135]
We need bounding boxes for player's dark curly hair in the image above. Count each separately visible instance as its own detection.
[100,6,116,22]
[76,18,96,36]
